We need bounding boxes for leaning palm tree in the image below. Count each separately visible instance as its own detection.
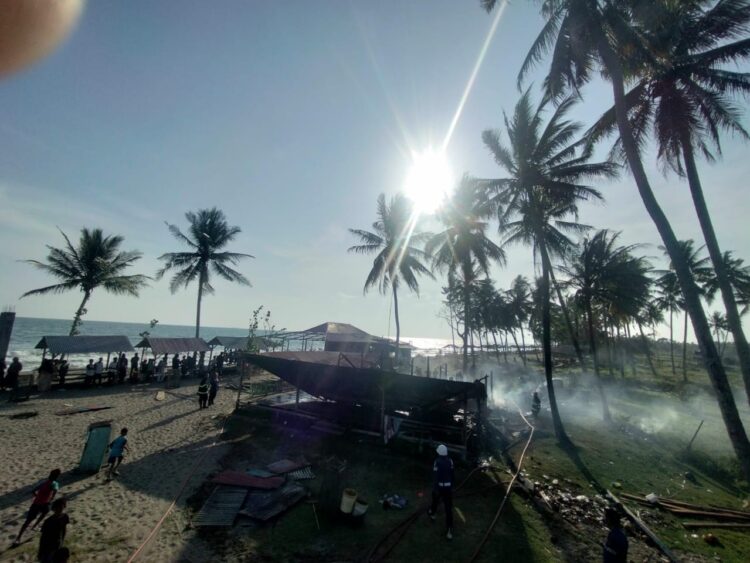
[427,176,505,370]
[482,0,750,481]
[348,193,433,361]
[22,228,148,336]
[587,0,750,406]
[157,208,253,338]
[482,90,615,440]
[655,272,683,378]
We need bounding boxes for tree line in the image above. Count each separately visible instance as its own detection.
[350,0,750,480]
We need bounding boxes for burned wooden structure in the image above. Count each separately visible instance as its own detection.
[242,353,486,458]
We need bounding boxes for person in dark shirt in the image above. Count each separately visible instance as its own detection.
[51,547,69,563]
[427,444,454,540]
[197,377,209,409]
[0,356,6,390]
[172,354,181,376]
[603,507,628,563]
[6,357,22,395]
[129,354,139,382]
[14,469,61,545]
[57,361,68,389]
[37,498,69,563]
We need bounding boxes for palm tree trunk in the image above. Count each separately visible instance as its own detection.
[616,324,625,378]
[638,322,659,378]
[491,331,502,365]
[70,290,92,336]
[682,312,689,383]
[462,275,470,371]
[519,323,527,366]
[195,270,205,338]
[626,324,636,378]
[669,307,676,376]
[681,137,750,405]
[549,268,587,369]
[585,297,611,422]
[510,330,523,362]
[539,239,571,444]
[598,38,750,481]
[606,321,614,377]
[393,284,401,367]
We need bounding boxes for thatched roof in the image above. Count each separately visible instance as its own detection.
[35,335,134,355]
[134,337,210,355]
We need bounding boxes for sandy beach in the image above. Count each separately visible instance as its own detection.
[0,377,238,562]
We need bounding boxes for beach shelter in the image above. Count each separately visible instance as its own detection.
[34,335,134,358]
[133,337,210,356]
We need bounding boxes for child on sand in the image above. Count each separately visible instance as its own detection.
[14,469,61,545]
[107,428,129,480]
[37,498,69,563]
[197,377,209,409]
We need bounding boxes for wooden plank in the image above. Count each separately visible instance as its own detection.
[193,486,247,527]
[682,521,750,529]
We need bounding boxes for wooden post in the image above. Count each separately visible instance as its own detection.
[410,357,414,375]
[687,420,704,451]
[426,356,431,378]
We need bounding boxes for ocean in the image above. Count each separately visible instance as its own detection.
[4,317,452,369]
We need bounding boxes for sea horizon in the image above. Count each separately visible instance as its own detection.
[3,316,452,368]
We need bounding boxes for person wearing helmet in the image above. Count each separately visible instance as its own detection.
[428,444,454,540]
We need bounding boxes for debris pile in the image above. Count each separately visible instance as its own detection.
[526,473,609,526]
[621,492,750,530]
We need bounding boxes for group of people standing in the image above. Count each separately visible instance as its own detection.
[0,356,24,397]
[197,369,220,409]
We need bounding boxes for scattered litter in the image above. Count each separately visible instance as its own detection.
[212,470,284,490]
[288,467,315,480]
[645,493,659,504]
[155,391,166,401]
[193,486,247,527]
[267,458,309,475]
[238,482,306,521]
[56,406,113,416]
[380,493,408,510]
[611,481,622,489]
[247,468,275,479]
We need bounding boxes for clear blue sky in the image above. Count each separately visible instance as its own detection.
[1,0,748,341]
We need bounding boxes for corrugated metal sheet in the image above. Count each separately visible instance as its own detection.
[193,486,247,527]
[134,337,210,355]
[35,335,134,355]
[206,336,250,349]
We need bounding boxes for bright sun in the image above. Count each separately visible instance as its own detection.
[404,148,453,214]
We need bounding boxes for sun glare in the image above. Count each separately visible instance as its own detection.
[404,149,453,214]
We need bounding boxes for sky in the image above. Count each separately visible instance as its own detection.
[0,0,748,343]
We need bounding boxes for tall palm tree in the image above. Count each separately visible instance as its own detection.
[636,301,664,378]
[705,251,750,316]
[588,0,750,405]
[23,228,148,336]
[482,91,615,441]
[348,193,433,361]
[157,208,252,338]
[427,176,505,370]
[710,311,730,359]
[560,230,651,420]
[483,90,617,372]
[655,272,683,378]
[483,0,750,481]
[657,240,713,382]
[506,275,532,365]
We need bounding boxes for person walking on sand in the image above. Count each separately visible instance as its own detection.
[197,377,209,409]
[208,369,219,406]
[427,444,454,540]
[14,469,61,545]
[107,428,129,480]
[37,498,69,563]
[602,507,628,563]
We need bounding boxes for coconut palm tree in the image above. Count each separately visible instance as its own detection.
[348,193,433,361]
[655,272,683,378]
[636,301,664,378]
[157,208,252,338]
[657,240,713,382]
[22,228,148,336]
[482,0,750,481]
[481,91,615,441]
[560,230,651,420]
[506,275,532,365]
[710,311,731,359]
[482,90,617,373]
[705,251,750,316]
[427,176,505,370]
[587,0,750,405]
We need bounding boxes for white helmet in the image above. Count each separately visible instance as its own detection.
[436,444,448,456]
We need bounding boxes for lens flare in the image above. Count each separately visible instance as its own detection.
[404,148,453,214]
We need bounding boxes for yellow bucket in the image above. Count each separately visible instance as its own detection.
[340,488,358,513]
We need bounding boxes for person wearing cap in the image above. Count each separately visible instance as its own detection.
[602,507,628,563]
[428,444,454,540]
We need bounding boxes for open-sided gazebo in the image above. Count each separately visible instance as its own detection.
[35,335,134,359]
[134,337,210,358]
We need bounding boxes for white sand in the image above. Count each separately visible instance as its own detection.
[0,377,239,562]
